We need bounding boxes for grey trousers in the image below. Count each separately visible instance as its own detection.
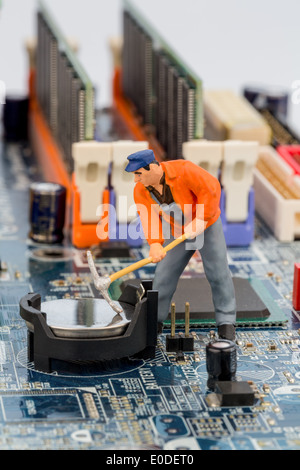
[152,217,236,326]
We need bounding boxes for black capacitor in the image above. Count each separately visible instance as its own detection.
[2,95,29,142]
[243,86,267,110]
[243,85,288,118]
[206,339,237,390]
[266,90,288,119]
[29,182,66,244]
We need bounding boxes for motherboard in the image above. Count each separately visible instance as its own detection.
[1,127,300,452]
[1,0,300,453]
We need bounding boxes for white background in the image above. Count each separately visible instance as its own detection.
[0,0,299,132]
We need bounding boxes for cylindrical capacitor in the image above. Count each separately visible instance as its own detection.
[2,95,29,141]
[265,89,289,118]
[29,182,66,244]
[243,85,288,118]
[243,86,266,110]
[206,339,237,390]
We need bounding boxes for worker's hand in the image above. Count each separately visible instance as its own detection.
[149,243,166,263]
[184,218,207,239]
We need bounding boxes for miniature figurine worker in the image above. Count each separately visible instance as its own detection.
[125,149,236,340]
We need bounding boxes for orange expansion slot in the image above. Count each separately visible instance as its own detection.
[72,175,109,248]
[28,69,72,204]
[29,69,107,248]
[28,67,162,248]
[112,67,165,162]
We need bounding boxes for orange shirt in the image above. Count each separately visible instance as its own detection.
[133,160,221,245]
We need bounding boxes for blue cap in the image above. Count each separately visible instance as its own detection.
[125,149,155,172]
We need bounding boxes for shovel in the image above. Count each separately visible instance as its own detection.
[87,232,189,314]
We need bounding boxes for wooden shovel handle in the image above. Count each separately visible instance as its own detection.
[163,233,189,253]
[109,233,189,284]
